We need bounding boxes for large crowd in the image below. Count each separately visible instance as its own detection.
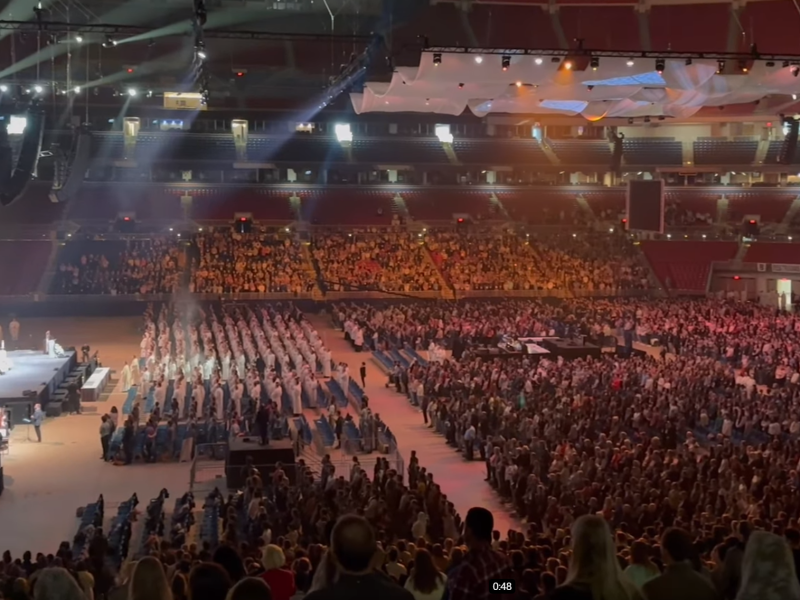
[427,232,649,293]
[192,231,315,295]
[52,239,183,295]
[311,230,445,294]
[23,246,800,600]
[46,229,655,298]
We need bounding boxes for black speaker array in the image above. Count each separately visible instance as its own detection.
[50,130,90,203]
[0,110,44,207]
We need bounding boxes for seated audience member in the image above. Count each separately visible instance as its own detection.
[446,507,510,600]
[642,529,718,600]
[305,515,414,600]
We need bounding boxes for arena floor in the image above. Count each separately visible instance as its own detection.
[0,312,516,556]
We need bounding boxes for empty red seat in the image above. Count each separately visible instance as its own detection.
[640,241,737,291]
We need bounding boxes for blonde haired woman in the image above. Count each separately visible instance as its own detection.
[550,515,642,600]
[260,544,296,600]
[32,567,86,600]
[736,531,800,600]
[129,556,173,600]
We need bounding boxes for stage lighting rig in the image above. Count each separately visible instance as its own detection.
[102,35,116,48]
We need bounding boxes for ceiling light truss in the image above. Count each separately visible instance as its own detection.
[423,46,800,63]
[0,19,372,43]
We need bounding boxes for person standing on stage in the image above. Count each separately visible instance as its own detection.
[32,403,44,442]
[8,317,19,350]
[360,362,367,388]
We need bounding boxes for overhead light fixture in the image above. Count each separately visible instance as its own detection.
[474,55,483,64]
[501,55,510,71]
[590,56,599,70]
[127,88,137,97]
[534,57,543,65]
[102,35,116,48]
[433,53,442,66]
[33,85,43,94]
[74,86,80,93]
[626,58,634,67]
[197,49,207,60]
[0,85,7,93]
[685,58,693,66]
[75,35,83,43]
[794,94,798,100]
[717,60,725,73]
[563,60,573,70]
[655,58,665,73]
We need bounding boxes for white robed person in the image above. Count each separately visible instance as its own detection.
[292,378,302,416]
[121,362,132,392]
[130,356,141,388]
[212,382,224,420]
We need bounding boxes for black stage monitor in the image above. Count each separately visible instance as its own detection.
[626,179,664,234]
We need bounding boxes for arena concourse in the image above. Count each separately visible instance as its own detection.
[2,0,800,599]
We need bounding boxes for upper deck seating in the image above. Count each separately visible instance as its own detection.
[452,139,550,165]
[640,241,738,291]
[622,138,683,165]
[693,138,758,165]
[351,138,448,164]
[726,191,795,223]
[247,135,347,163]
[189,188,296,222]
[299,189,396,226]
[402,190,496,222]
[742,243,800,265]
[498,190,586,225]
[548,139,611,164]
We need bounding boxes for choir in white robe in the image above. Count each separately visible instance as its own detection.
[121,363,132,392]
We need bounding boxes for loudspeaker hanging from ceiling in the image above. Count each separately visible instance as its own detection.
[49,128,91,203]
[779,118,799,165]
[0,110,44,207]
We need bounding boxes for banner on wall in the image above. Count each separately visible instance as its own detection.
[772,264,800,274]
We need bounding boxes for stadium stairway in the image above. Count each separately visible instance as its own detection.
[489,193,511,221]
[392,194,410,220]
[780,195,800,232]
[538,138,561,165]
[422,243,456,299]
[575,194,597,222]
[299,243,323,299]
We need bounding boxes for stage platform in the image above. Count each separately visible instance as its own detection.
[0,350,77,423]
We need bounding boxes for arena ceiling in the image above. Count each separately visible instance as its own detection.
[0,0,797,118]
